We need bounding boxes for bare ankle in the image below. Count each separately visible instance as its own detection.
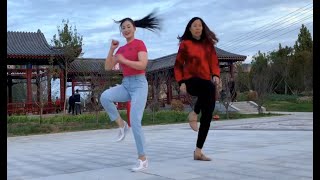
[195,148,202,154]
[116,117,124,127]
[138,156,146,161]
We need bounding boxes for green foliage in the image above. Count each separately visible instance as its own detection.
[235,63,250,92]
[269,44,293,94]
[294,24,313,53]
[264,94,313,112]
[264,101,312,112]
[52,19,83,52]
[51,19,84,70]
[287,50,313,93]
[249,24,313,96]
[249,51,277,113]
[266,94,299,102]
[50,19,84,114]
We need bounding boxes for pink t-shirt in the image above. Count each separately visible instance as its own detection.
[115,39,147,77]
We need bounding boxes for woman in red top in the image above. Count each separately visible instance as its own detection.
[100,11,160,171]
[174,17,220,161]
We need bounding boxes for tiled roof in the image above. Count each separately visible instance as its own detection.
[68,47,246,74]
[7,30,63,58]
[146,47,247,72]
[146,53,176,72]
[215,47,247,60]
[69,58,105,73]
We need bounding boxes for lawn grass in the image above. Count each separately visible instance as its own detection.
[237,93,313,112]
[7,110,280,137]
[264,94,313,112]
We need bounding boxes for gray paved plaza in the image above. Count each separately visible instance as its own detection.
[7,112,313,180]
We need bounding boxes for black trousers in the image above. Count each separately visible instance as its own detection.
[75,103,81,115]
[185,77,216,149]
[69,104,75,114]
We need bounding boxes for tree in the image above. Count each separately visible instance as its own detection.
[32,67,50,124]
[51,19,83,115]
[288,24,313,93]
[147,70,173,122]
[269,44,294,94]
[219,72,237,119]
[72,62,121,123]
[294,24,313,53]
[234,62,251,92]
[250,51,277,113]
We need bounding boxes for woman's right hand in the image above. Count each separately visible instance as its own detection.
[110,39,119,50]
[180,83,187,94]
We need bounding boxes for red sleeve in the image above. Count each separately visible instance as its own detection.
[210,46,220,77]
[174,41,186,85]
[137,40,147,52]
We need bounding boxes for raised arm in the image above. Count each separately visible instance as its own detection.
[105,40,119,71]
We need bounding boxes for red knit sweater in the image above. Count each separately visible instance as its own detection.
[174,39,220,85]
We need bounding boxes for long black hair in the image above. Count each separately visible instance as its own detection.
[114,10,161,32]
[178,17,218,45]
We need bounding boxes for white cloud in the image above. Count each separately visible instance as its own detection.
[8,0,313,98]
[8,0,313,61]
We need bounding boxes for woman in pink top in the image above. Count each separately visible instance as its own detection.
[100,10,160,172]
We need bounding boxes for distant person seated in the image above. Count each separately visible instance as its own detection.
[55,97,61,113]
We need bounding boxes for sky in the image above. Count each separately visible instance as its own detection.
[7,0,313,98]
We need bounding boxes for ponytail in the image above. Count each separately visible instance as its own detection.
[114,9,161,32]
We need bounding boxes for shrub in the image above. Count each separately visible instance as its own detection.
[247,90,258,101]
[171,99,184,111]
[297,96,313,103]
[300,91,313,96]
[148,101,160,112]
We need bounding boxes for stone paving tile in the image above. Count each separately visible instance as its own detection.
[7,112,313,180]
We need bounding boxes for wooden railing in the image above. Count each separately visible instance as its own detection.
[7,102,58,115]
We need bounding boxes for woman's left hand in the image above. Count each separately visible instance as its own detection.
[212,76,220,85]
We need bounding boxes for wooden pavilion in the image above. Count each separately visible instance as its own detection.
[7,30,71,114]
[7,30,246,115]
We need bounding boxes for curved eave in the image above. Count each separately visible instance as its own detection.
[218,56,247,61]
[7,54,60,59]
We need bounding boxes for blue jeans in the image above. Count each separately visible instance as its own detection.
[100,74,148,156]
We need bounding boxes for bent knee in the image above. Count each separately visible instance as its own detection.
[100,91,113,102]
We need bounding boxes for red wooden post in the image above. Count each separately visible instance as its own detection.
[47,69,52,104]
[126,101,131,127]
[72,79,75,95]
[59,71,65,104]
[167,77,172,104]
[26,64,32,113]
[36,68,40,103]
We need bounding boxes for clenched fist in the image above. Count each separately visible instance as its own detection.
[110,39,119,50]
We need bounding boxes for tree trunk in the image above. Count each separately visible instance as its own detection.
[64,63,68,116]
[225,106,229,119]
[39,105,43,125]
[95,110,99,124]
